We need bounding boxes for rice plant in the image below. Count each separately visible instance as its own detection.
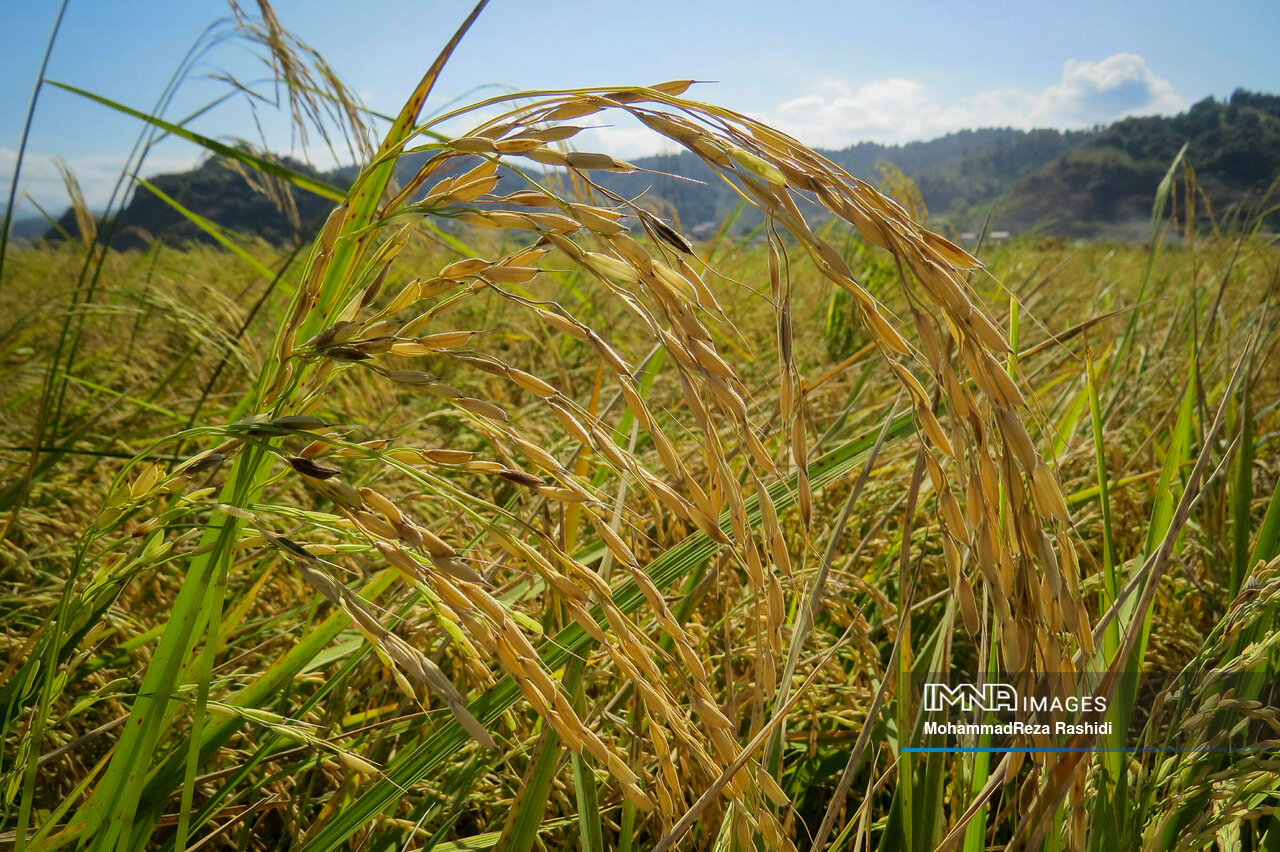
[2,3,1278,851]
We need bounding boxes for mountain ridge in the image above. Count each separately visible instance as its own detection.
[32,88,1280,247]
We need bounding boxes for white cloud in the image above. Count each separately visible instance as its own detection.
[767,53,1188,149]
[1037,54,1184,125]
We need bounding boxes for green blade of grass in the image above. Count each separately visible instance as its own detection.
[71,447,272,852]
[45,81,345,203]
[1142,370,1197,565]
[1086,347,1119,652]
[133,177,277,280]
[1108,142,1189,408]
[494,723,563,852]
[567,658,604,852]
[1230,384,1255,596]
[1251,472,1280,568]
[303,0,489,337]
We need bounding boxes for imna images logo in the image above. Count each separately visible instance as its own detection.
[915,680,1114,745]
[923,682,1018,713]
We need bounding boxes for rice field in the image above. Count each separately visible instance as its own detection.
[2,4,1279,851]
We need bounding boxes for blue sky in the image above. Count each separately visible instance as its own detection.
[4,0,1280,213]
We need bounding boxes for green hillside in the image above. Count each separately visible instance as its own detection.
[1001,89,1280,236]
[36,90,1280,246]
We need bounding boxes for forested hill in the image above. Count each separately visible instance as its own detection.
[1000,90,1280,236]
[45,128,1068,246]
[44,155,339,249]
[38,89,1280,246]
[573,127,1094,234]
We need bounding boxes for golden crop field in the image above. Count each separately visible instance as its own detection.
[2,4,1279,851]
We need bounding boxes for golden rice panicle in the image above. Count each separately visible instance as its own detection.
[213,79,1107,842]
